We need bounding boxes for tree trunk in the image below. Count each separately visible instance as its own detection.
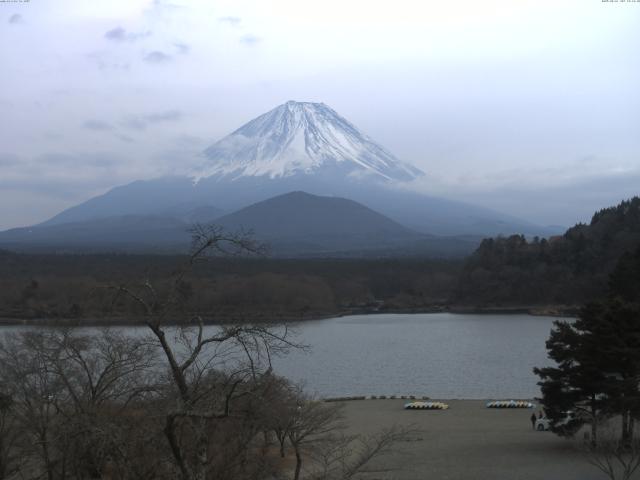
[261,431,270,456]
[0,435,5,480]
[622,410,630,444]
[293,445,302,480]
[164,415,191,480]
[280,438,286,458]
[40,429,55,480]
[195,420,208,480]
[590,398,598,448]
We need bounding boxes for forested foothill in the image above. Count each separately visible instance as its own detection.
[1,197,640,325]
[454,197,640,308]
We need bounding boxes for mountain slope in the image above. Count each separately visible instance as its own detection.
[0,191,481,257]
[43,177,197,226]
[30,101,551,238]
[198,101,423,182]
[215,191,418,245]
[214,191,482,256]
[0,215,191,252]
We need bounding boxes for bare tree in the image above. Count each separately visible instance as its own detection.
[582,422,640,480]
[109,225,301,480]
[310,425,416,480]
[0,389,22,480]
[0,225,413,480]
[0,331,70,480]
[282,390,417,480]
[0,329,160,480]
[47,329,159,479]
[287,396,345,480]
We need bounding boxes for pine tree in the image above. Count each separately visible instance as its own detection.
[534,311,610,445]
[535,245,640,445]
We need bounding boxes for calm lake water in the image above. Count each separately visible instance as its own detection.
[271,313,560,399]
[2,313,562,399]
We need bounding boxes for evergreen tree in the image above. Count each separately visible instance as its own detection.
[609,246,640,304]
[457,197,640,306]
[534,312,610,445]
[535,245,640,445]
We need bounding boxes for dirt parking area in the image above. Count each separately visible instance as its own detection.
[340,399,606,480]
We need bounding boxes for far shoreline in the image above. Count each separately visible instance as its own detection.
[0,304,578,327]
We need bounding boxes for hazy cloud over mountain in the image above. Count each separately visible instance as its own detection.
[8,13,23,24]
[143,50,172,63]
[121,110,183,130]
[0,0,638,229]
[174,43,189,54]
[83,120,113,131]
[218,16,241,26]
[104,26,151,42]
[239,34,260,46]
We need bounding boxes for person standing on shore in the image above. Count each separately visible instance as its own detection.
[530,413,537,430]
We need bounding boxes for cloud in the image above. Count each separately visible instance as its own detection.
[83,120,113,131]
[173,134,206,148]
[219,16,241,27]
[0,153,20,166]
[0,152,129,203]
[121,117,147,130]
[400,160,640,226]
[116,134,135,143]
[239,34,261,46]
[104,26,126,41]
[174,43,190,55]
[460,170,640,227]
[143,51,172,63]
[151,0,186,12]
[34,153,120,168]
[8,14,23,25]
[145,110,182,122]
[121,110,183,130]
[86,51,131,71]
[104,26,151,42]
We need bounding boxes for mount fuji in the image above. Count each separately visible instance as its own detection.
[196,100,423,182]
[0,101,558,254]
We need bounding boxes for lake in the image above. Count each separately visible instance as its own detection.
[271,313,560,399]
[1,313,562,399]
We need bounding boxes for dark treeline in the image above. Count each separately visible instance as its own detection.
[454,197,640,307]
[0,253,460,323]
[3,197,640,324]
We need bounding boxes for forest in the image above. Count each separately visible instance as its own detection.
[455,197,640,307]
[1,197,639,325]
[0,252,459,324]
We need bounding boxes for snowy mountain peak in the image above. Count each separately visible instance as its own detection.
[196,101,424,182]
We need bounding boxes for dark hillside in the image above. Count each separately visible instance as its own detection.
[0,253,461,323]
[455,197,640,306]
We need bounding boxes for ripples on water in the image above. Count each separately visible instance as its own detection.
[271,313,561,399]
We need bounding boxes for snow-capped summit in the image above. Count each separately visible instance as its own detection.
[197,101,424,182]
[18,101,550,241]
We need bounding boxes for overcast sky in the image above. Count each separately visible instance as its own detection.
[1,0,639,230]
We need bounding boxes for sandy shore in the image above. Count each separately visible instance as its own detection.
[340,399,603,480]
